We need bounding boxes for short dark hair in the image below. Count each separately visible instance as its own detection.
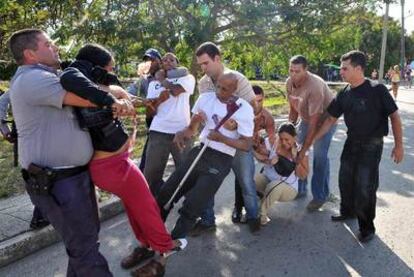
[75,43,113,67]
[195,42,220,60]
[278,122,297,137]
[341,50,366,70]
[289,55,308,68]
[253,85,264,96]
[8,29,43,65]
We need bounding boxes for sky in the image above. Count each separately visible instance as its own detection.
[377,0,414,34]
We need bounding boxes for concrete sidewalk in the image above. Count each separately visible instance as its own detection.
[0,181,124,267]
[0,158,182,267]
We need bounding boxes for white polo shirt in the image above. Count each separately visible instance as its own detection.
[192,92,254,156]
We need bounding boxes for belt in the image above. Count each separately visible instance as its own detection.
[347,137,383,144]
[52,166,88,181]
[22,165,88,182]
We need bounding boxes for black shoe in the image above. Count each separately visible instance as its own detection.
[331,214,356,221]
[29,217,50,230]
[188,221,216,237]
[357,232,375,243]
[247,218,260,233]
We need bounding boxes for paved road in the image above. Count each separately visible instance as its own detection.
[1,88,413,277]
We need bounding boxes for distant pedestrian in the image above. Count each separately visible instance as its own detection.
[391,65,400,99]
[405,66,412,89]
[371,69,378,80]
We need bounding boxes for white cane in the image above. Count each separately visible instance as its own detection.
[163,101,242,210]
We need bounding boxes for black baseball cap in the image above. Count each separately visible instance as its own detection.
[143,48,161,61]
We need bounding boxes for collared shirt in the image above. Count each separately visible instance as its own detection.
[9,64,93,169]
[198,67,255,103]
[286,72,334,122]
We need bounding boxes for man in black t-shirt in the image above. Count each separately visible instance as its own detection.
[315,50,404,243]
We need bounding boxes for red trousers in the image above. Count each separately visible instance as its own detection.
[89,150,174,253]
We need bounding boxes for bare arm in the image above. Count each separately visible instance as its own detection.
[389,111,404,163]
[288,101,299,124]
[300,113,321,153]
[264,110,276,144]
[161,80,185,96]
[99,85,131,100]
[295,154,309,180]
[173,113,205,150]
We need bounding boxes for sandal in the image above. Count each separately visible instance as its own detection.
[130,259,165,277]
[121,247,155,269]
[162,238,188,258]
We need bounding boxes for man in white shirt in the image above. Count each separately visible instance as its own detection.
[144,53,196,196]
[156,73,254,239]
[192,42,260,234]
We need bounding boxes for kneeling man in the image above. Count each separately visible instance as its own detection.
[157,73,254,239]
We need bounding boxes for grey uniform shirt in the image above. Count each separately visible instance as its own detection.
[9,64,93,169]
[198,67,255,103]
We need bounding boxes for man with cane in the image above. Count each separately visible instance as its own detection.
[156,73,254,239]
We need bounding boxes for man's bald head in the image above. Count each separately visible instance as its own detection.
[216,73,239,102]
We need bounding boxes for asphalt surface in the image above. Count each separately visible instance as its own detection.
[1,87,413,277]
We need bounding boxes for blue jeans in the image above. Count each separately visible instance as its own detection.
[297,120,336,202]
[200,149,258,225]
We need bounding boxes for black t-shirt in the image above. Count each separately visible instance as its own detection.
[327,79,398,139]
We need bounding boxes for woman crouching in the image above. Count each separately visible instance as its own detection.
[254,122,309,225]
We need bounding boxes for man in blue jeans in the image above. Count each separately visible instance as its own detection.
[314,50,403,242]
[190,42,261,234]
[286,55,336,211]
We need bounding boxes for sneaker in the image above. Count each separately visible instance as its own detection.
[306,199,325,211]
[188,221,216,237]
[247,218,261,233]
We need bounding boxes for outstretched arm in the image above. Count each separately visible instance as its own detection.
[173,112,205,151]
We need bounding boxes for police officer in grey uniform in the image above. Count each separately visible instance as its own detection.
[8,29,115,276]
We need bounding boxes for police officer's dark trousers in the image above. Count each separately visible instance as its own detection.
[27,171,112,277]
[338,137,383,236]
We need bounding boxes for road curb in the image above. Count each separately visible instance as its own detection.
[0,196,124,268]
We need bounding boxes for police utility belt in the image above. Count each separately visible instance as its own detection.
[21,164,87,195]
